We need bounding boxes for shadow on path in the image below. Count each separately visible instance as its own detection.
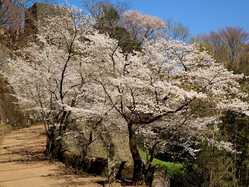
[0,125,106,187]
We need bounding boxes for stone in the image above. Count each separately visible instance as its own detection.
[152,169,170,187]
[25,3,70,35]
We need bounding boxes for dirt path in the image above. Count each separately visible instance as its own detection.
[0,125,106,187]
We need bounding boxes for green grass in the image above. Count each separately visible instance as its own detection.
[139,149,185,176]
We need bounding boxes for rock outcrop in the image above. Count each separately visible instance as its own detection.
[25,3,70,35]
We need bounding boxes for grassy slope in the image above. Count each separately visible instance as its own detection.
[139,149,185,176]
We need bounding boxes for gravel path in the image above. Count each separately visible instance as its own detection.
[0,125,106,187]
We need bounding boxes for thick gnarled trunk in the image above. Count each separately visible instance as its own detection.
[45,127,63,160]
[128,123,144,182]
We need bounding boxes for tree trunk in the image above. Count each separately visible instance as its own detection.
[45,127,63,160]
[127,123,144,182]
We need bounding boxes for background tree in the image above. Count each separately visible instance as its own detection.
[121,10,166,41]
[194,27,249,73]
[164,19,190,42]
[82,0,141,54]
[220,27,249,64]
[0,0,9,26]
[0,0,34,46]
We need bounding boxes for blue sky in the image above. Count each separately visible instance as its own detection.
[129,0,249,36]
[72,0,249,36]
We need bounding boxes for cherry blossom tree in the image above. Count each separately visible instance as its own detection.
[0,0,31,44]
[3,7,98,157]
[95,38,248,182]
[164,19,190,41]
[121,10,166,41]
